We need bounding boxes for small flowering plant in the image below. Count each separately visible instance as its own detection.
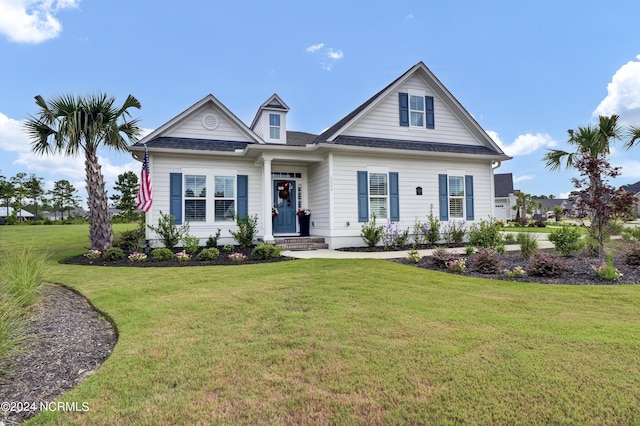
[128,251,147,262]
[503,266,526,278]
[446,258,466,273]
[592,254,622,281]
[405,249,422,264]
[296,208,311,217]
[272,206,279,218]
[228,252,247,262]
[175,251,191,261]
[84,249,101,259]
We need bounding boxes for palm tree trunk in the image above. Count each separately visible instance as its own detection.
[85,149,113,251]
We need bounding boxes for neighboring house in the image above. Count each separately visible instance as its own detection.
[494,173,517,222]
[532,198,575,219]
[0,207,35,224]
[130,62,511,249]
[621,181,640,217]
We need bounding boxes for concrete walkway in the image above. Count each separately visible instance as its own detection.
[282,232,555,259]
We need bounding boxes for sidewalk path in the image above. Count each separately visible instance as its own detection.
[283,232,555,259]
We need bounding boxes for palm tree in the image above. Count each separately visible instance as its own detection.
[543,115,622,171]
[24,93,141,251]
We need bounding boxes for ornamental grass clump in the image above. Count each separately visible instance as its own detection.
[592,254,622,281]
[516,232,538,259]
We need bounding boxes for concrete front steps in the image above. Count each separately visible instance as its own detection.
[274,237,328,251]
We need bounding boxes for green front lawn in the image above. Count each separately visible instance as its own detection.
[2,225,640,424]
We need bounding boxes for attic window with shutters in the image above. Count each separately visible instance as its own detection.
[202,113,219,130]
[399,92,435,129]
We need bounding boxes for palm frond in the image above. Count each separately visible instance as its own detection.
[625,125,640,149]
[543,149,573,171]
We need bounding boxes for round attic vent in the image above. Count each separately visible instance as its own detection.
[202,113,219,130]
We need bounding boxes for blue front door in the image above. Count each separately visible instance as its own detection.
[273,180,296,233]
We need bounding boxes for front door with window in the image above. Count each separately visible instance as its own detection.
[273,180,296,233]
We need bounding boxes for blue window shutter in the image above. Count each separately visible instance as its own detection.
[465,175,474,221]
[425,96,435,129]
[399,92,409,127]
[169,172,183,224]
[237,175,248,218]
[357,171,369,222]
[438,174,448,221]
[389,172,399,222]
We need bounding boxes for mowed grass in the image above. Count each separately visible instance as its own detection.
[2,225,640,424]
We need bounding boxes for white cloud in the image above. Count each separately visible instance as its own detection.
[405,14,414,20]
[514,175,535,183]
[487,130,557,157]
[306,42,344,71]
[0,0,80,44]
[306,43,324,53]
[593,54,640,124]
[0,113,31,152]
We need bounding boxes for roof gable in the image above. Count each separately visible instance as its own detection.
[315,62,507,157]
[494,173,515,197]
[136,94,264,148]
[250,93,290,129]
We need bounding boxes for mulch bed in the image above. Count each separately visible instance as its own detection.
[391,249,640,285]
[0,285,117,425]
[60,245,295,267]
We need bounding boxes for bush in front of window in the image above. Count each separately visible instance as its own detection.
[151,248,174,261]
[381,222,410,250]
[360,214,383,247]
[229,214,258,247]
[206,229,222,248]
[468,218,504,250]
[181,233,200,254]
[196,248,220,261]
[252,243,283,260]
[147,211,189,249]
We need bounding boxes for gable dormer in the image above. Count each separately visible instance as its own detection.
[250,94,289,144]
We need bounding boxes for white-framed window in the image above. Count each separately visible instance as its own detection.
[214,176,235,222]
[409,95,425,127]
[448,176,465,219]
[269,113,281,139]
[369,172,388,219]
[184,175,206,222]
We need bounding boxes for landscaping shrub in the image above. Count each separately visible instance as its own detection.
[405,249,422,263]
[229,214,258,247]
[151,248,174,261]
[430,247,459,269]
[412,221,428,246]
[592,254,622,281]
[360,214,383,247]
[147,211,189,249]
[503,233,516,244]
[470,248,502,274]
[442,220,466,245]
[549,225,583,256]
[425,206,441,246]
[381,222,409,250]
[196,248,220,261]
[103,247,125,261]
[517,232,538,259]
[223,244,234,253]
[206,229,222,248]
[252,243,283,260]
[623,242,640,266]
[621,226,640,243]
[446,258,466,273]
[503,266,526,278]
[468,218,503,249]
[181,233,200,254]
[113,229,145,252]
[527,251,570,277]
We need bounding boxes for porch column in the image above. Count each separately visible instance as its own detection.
[263,158,274,243]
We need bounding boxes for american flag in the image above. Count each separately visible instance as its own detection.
[136,145,153,212]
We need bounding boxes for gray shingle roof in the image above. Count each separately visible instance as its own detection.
[286,131,318,146]
[331,136,503,156]
[494,173,514,197]
[622,181,640,193]
[143,137,249,152]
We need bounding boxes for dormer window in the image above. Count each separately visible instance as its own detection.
[269,114,281,140]
[399,92,435,129]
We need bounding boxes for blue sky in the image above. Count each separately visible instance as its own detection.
[1,0,640,207]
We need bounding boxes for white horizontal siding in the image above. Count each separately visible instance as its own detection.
[307,159,330,235]
[146,153,263,245]
[166,105,251,142]
[328,152,494,247]
[344,75,481,146]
